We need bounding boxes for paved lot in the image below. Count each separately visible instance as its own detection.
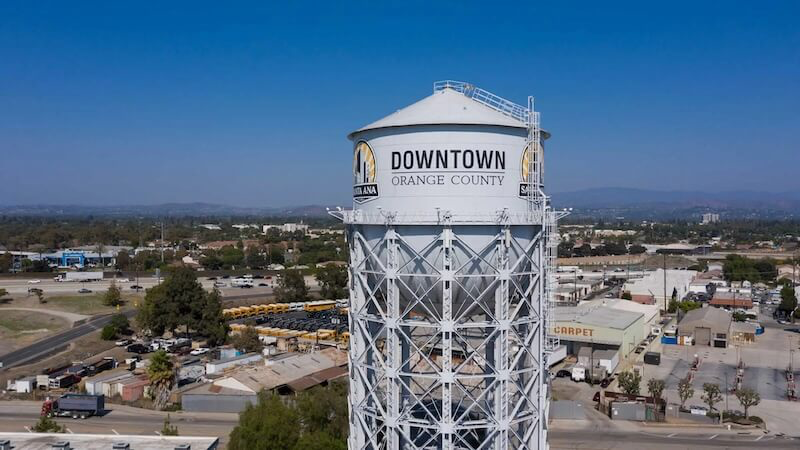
[641,310,800,435]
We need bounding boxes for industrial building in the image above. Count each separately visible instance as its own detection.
[0,432,219,450]
[182,349,347,413]
[553,303,645,368]
[677,307,731,348]
[581,298,661,338]
[623,268,697,307]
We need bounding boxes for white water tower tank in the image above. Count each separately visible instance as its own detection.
[341,81,559,450]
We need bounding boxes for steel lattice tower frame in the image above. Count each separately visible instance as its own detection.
[339,82,561,450]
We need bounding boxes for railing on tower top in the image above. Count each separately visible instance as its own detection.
[433,80,530,124]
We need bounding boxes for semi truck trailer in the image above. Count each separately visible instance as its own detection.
[42,394,104,419]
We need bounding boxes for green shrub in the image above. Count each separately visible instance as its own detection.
[100,324,117,340]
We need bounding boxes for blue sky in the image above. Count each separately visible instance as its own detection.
[1,1,798,206]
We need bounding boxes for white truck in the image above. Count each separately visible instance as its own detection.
[55,272,104,282]
[231,277,254,288]
[571,366,587,382]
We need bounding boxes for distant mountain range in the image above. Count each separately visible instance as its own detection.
[1,188,798,219]
[552,188,800,210]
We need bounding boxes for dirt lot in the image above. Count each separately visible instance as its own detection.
[0,310,70,355]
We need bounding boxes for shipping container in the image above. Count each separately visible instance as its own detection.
[643,352,661,365]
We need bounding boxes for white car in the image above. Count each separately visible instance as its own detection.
[27,279,41,284]
[115,339,132,347]
[190,348,209,356]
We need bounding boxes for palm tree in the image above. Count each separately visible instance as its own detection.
[147,350,175,410]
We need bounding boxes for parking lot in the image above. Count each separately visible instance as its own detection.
[640,310,800,435]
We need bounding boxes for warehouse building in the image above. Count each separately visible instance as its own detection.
[182,349,347,413]
[581,298,661,338]
[0,432,219,450]
[554,304,645,365]
[677,307,731,348]
[622,268,696,307]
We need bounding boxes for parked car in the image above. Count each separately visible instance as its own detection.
[258,283,269,287]
[115,339,131,347]
[130,285,142,290]
[634,344,647,354]
[600,377,614,388]
[190,347,209,356]
[125,343,150,354]
[213,282,227,288]
[207,277,217,281]
[689,405,708,416]
[78,288,92,294]
[555,368,572,378]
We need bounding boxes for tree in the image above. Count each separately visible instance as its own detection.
[137,267,204,336]
[32,415,65,433]
[268,245,285,264]
[103,281,123,307]
[735,388,760,418]
[115,250,131,270]
[101,324,117,340]
[732,311,747,322]
[293,431,346,450]
[618,370,641,395]
[245,246,266,269]
[0,288,8,303]
[668,298,678,314]
[296,381,349,440]
[199,289,228,346]
[34,289,45,304]
[147,350,175,410]
[161,414,179,436]
[275,269,308,303]
[647,378,665,403]
[110,313,130,333]
[231,325,263,354]
[317,264,348,299]
[779,286,797,314]
[604,242,627,256]
[228,393,301,450]
[678,378,694,410]
[701,383,723,412]
[0,252,12,273]
[628,244,646,255]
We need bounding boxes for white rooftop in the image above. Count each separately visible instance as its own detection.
[350,87,527,138]
[0,432,219,450]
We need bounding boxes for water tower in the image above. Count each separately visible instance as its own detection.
[334,81,563,450]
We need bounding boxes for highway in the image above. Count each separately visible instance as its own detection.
[0,310,137,370]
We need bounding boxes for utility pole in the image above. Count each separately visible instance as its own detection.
[663,253,668,312]
[160,221,165,263]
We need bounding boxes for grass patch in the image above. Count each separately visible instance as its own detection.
[45,293,141,315]
[0,311,67,335]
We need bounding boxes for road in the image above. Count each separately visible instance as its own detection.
[0,400,796,449]
[549,429,798,449]
[0,310,136,370]
[0,401,238,439]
